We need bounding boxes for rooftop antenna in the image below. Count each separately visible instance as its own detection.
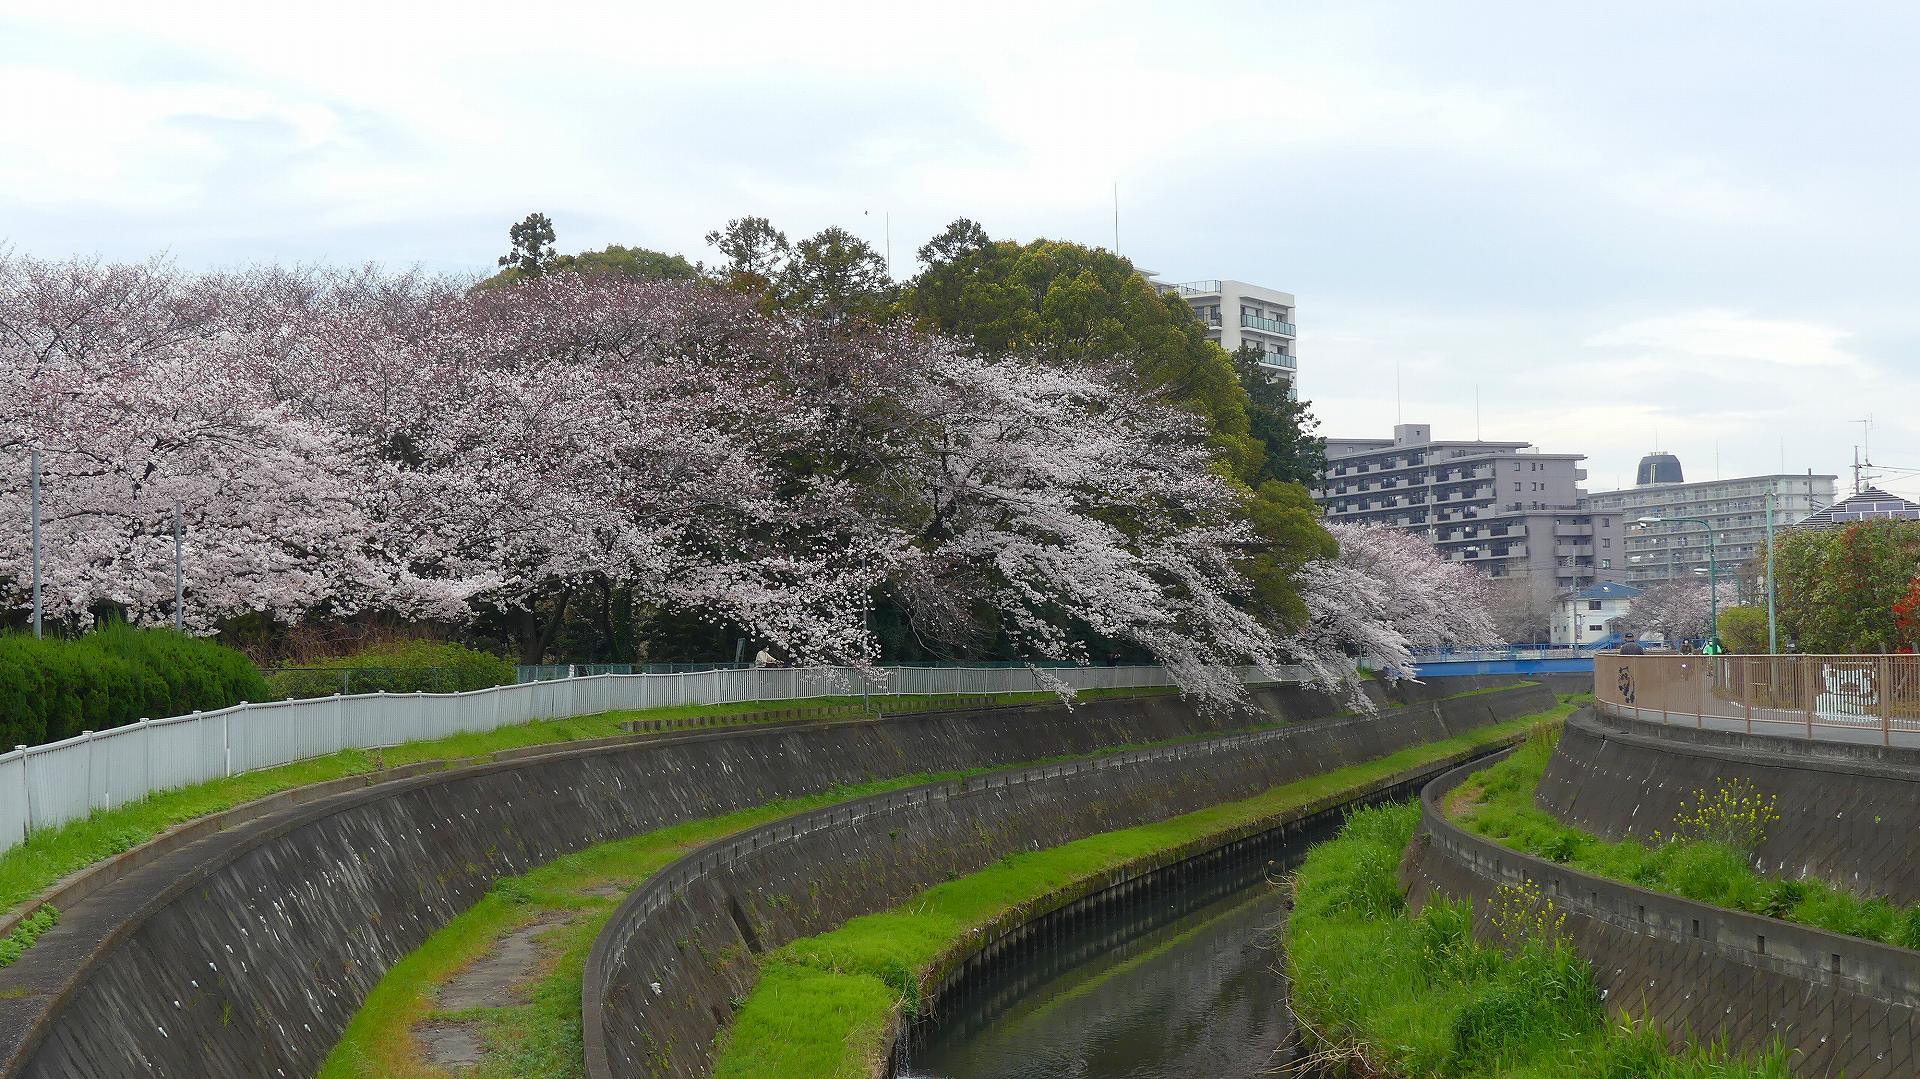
[1715,440,1721,481]
[1854,415,1874,491]
[1396,361,1403,425]
[1475,383,1481,440]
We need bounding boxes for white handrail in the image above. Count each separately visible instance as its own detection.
[0,663,1301,856]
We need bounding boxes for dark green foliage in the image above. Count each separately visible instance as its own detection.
[0,627,267,746]
[1231,344,1326,487]
[267,639,515,699]
[498,211,558,277]
[1769,519,1920,653]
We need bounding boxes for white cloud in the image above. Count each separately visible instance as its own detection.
[1586,311,1859,371]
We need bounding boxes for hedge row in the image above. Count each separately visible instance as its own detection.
[0,625,270,749]
[265,640,516,700]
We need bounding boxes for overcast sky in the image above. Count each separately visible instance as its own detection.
[5,1,1917,501]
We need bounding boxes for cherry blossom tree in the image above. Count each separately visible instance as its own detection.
[1,254,1467,708]
[0,256,406,629]
[1629,577,1716,644]
[1282,523,1499,698]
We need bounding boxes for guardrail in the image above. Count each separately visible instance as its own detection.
[0,663,1290,857]
[1594,653,1920,747]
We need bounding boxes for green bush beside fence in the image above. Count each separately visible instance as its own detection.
[265,640,516,700]
[0,626,269,748]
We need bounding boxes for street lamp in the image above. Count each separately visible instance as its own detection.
[1637,515,1721,652]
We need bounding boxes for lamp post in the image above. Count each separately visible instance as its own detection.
[1638,515,1720,651]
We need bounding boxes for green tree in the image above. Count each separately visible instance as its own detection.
[481,243,700,290]
[705,215,790,297]
[906,225,1261,479]
[498,212,558,277]
[1771,520,1920,652]
[903,221,1332,630]
[781,226,894,320]
[562,244,699,281]
[1717,605,1769,654]
[1231,344,1326,487]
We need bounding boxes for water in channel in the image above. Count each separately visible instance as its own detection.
[901,872,1297,1079]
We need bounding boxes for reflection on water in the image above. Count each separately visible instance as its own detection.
[903,880,1294,1079]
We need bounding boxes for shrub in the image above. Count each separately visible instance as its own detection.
[266,639,515,700]
[1718,606,1769,654]
[0,627,266,746]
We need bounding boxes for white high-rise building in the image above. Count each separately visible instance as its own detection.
[1150,278,1298,393]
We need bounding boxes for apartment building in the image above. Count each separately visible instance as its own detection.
[1151,278,1298,393]
[1587,458,1837,588]
[1312,423,1615,614]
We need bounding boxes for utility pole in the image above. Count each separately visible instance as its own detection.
[173,501,185,631]
[29,448,42,638]
[1765,489,1778,653]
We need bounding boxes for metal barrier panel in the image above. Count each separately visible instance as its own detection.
[0,662,1252,856]
[1596,653,1920,744]
[0,750,25,846]
[23,736,91,833]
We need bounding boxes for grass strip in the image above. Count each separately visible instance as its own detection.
[1286,798,1789,1077]
[0,687,1166,922]
[318,772,973,1079]
[1452,725,1920,950]
[710,701,1578,1079]
[316,698,1281,1079]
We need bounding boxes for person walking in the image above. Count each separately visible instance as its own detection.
[1618,633,1646,656]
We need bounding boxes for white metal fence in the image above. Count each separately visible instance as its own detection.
[0,663,1286,857]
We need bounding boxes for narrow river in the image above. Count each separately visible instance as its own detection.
[902,875,1296,1078]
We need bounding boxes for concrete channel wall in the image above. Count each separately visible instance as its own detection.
[1407,750,1920,1078]
[583,682,1556,1078]
[0,675,1522,1079]
[1539,710,1920,904]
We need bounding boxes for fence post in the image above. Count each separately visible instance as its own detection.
[223,708,233,777]
[140,718,151,800]
[15,747,29,843]
[1742,663,1752,734]
[83,730,98,812]
[1803,655,1815,740]
[1880,655,1892,748]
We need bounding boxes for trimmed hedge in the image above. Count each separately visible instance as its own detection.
[266,640,515,700]
[0,626,270,749]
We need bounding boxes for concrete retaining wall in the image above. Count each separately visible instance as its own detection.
[584,683,1556,1078]
[1539,710,1920,903]
[1407,748,1920,1078]
[0,676,1526,1079]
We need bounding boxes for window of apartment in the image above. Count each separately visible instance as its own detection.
[1601,558,1612,569]
[1588,624,1604,633]
[1588,600,1602,611]
[1514,482,1522,492]
[1601,537,1610,548]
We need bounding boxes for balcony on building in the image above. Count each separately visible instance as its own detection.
[1240,312,1297,337]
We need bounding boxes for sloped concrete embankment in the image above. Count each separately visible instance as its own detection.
[1407,747,1920,1077]
[1539,710,1920,903]
[583,682,1556,1078]
[0,676,1519,1079]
